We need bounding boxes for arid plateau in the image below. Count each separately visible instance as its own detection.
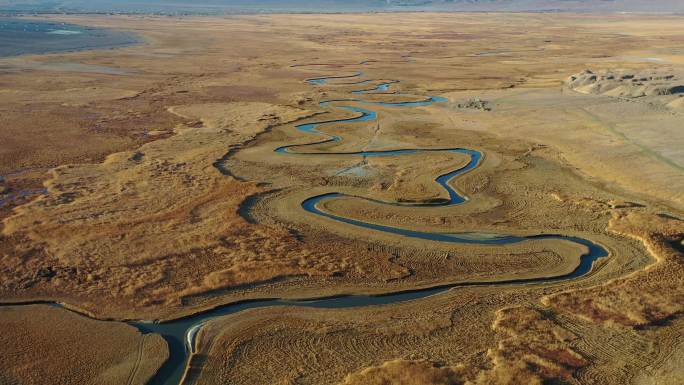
[1,12,683,385]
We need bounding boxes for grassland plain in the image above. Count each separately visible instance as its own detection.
[0,12,683,385]
[0,304,167,385]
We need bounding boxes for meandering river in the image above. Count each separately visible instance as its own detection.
[132,69,609,385]
[0,65,609,385]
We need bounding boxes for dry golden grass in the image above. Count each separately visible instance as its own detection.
[547,211,684,327]
[340,360,467,385]
[0,304,167,385]
[336,306,587,385]
[0,103,362,316]
[473,306,587,385]
[1,12,684,385]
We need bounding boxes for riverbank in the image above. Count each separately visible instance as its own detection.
[1,12,683,385]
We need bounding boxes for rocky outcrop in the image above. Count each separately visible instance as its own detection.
[457,98,491,111]
[567,69,684,98]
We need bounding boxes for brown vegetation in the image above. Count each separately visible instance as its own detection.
[340,360,467,385]
[1,11,684,385]
[0,304,167,385]
[0,103,359,315]
[548,211,684,327]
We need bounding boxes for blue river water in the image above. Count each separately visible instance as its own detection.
[0,18,139,57]
[128,69,610,385]
[0,65,609,385]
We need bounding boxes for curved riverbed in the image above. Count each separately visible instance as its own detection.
[0,69,610,385]
[131,70,609,385]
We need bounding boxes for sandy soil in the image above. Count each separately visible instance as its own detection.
[0,304,167,385]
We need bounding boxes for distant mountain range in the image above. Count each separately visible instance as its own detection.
[2,0,683,14]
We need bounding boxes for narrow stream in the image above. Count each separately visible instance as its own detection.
[0,70,609,385]
[132,71,609,385]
